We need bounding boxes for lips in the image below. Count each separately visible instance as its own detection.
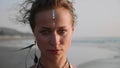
[47,49,62,54]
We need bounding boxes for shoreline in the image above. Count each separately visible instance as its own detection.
[0,35,34,40]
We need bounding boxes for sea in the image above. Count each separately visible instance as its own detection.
[0,37,120,68]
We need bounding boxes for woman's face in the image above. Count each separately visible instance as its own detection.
[33,8,74,59]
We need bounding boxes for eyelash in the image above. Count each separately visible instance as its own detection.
[58,29,67,35]
[39,30,50,35]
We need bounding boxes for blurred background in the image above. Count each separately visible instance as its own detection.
[0,0,120,68]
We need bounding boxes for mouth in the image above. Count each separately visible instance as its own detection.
[47,49,62,54]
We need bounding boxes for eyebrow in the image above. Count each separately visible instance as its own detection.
[41,26,51,29]
[40,26,67,30]
[59,26,66,28]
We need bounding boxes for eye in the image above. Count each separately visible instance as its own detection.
[39,30,50,35]
[58,29,67,35]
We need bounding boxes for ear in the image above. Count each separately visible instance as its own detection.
[72,27,74,32]
[32,29,36,39]
[71,27,74,36]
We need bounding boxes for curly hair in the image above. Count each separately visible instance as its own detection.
[19,0,76,31]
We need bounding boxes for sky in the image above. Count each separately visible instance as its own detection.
[0,0,120,38]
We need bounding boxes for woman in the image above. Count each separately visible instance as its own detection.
[20,0,76,68]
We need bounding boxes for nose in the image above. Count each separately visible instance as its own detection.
[50,32,60,46]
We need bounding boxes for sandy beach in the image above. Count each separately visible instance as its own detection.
[78,57,120,68]
[67,46,119,67]
[0,46,34,68]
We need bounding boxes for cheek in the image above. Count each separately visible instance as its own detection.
[62,31,73,48]
[35,35,50,52]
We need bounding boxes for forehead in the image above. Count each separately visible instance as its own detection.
[35,8,72,26]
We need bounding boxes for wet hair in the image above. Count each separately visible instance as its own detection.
[19,0,76,31]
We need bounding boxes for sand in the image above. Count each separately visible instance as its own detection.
[0,46,35,68]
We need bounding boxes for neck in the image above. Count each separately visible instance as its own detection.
[38,54,69,68]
